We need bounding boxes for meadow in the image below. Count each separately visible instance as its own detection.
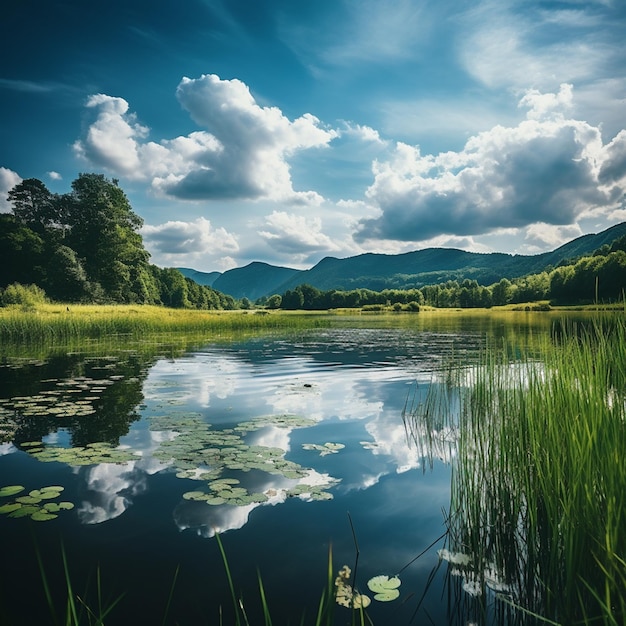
[0,304,332,345]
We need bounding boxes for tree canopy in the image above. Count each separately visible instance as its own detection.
[2,174,233,309]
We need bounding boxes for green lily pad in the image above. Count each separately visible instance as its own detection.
[8,505,38,518]
[0,502,22,514]
[367,575,401,601]
[30,489,58,500]
[182,491,207,501]
[16,495,42,505]
[31,511,58,522]
[302,442,345,456]
[0,485,25,498]
[205,496,226,505]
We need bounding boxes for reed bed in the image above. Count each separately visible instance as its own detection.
[0,304,329,345]
[408,315,626,625]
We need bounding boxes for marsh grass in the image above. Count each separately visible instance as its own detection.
[214,532,338,626]
[408,315,626,624]
[35,542,124,626]
[0,304,330,345]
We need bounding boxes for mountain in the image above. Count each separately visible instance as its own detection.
[211,262,300,300]
[190,222,626,299]
[176,267,222,286]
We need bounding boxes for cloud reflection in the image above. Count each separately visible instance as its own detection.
[70,339,457,534]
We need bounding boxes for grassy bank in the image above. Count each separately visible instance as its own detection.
[0,304,331,344]
[407,315,626,625]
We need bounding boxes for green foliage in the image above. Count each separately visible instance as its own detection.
[278,245,626,309]
[266,294,282,309]
[408,315,626,623]
[3,174,233,309]
[0,283,48,308]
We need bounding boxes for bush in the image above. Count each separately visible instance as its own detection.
[0,283,48,308]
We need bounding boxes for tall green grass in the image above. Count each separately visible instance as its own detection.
[408,315,626,625]
[0,304,330,345]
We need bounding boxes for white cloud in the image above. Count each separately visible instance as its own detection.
[74,75,337,205]
[47,170,62,181]
[355,86,626,244]
[0,167,21,213]
[518,83,573,121]
[258,210,342,261]
[74,94,149,174]
[141,216,239,269]
[522,222,584,253]
[459,1,612,91]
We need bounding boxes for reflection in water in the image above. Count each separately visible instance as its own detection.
[76,462,147,524]
[0,316,560,625]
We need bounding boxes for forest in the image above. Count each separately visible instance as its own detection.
[2,174,626,310]
[0,175,235,309]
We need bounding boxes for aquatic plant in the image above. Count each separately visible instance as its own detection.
[22,441,140,466]
[0,304,331,345]
[302,442,345,456]
[0,485,74,522]
[149,412,340,505]
[408,315,626,625]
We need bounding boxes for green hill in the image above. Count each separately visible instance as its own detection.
[211,262,300,300]
[175,222,626,300]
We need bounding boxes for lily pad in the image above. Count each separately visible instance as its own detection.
[182,491,207,501]
[302,442,345,456]
[367,575,401,601]
[0,502,22,514]
[16,495,42,505]
[31,511,58,522]
[0,485,25,498]
[8,505,39,518]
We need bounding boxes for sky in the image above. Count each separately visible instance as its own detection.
[1,0,626,273]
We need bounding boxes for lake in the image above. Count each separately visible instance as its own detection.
[0,313,560,625]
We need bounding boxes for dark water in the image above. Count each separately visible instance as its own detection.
[0,314,556,625]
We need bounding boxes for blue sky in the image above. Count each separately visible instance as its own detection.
[2,0,626,272]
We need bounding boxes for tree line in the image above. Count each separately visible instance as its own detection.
[3,174,625,310]
[0,174,235,309]
[269,238,626,310]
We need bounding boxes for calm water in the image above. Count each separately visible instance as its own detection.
[0,314,557,625]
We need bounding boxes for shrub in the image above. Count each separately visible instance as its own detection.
[0,283,48,308]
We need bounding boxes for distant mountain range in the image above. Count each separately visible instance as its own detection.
[177,221,626,300]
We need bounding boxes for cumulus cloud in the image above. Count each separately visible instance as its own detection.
[74,75,337,204]
[141,217,239,258]
[0,167,21,212]
[522,222,583,253]
[47,170,62,180]
[519,83,573,121]
[74,94,149,174]
[355,85,626,244]
[259,210,342,259]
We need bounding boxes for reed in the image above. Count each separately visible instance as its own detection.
[0,304,330,345]
[408,315,626,625]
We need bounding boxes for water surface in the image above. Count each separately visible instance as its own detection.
[0,313,557,624]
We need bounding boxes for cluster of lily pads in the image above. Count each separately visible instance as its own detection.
[20,440,140,466]
[149,412,340,505]
[0,484,74,522]
[302,442,345,456]
[334,565,402,609]
[183,478,268,506]
[0,373,121,421]
[0,406,18,442]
